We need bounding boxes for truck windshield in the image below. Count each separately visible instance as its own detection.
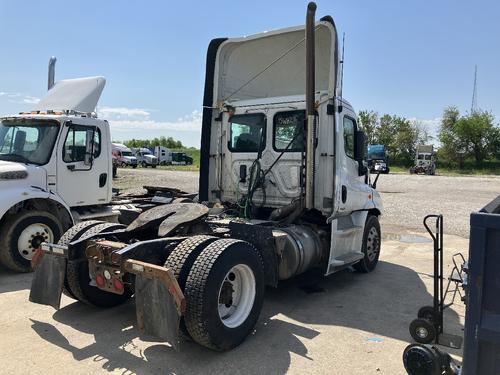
[0,119,59,165]
[369,152,386,160]
[121,151,133,156]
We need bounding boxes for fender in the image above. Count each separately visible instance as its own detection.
[0,186,74,225]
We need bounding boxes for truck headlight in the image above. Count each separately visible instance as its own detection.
[0,170,28,180]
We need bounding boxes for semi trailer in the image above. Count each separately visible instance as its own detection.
[30,3,383,352]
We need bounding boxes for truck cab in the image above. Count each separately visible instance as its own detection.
[112,143,138,168]
[0,75,114,271]
[367,144,389,174]
[133,147,158,168]
[30,3,384,352]
[410,144,436,175]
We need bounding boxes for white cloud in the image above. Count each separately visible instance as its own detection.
[98,106,151,120]
[107,110,202,132]
[23,95,40,104]
[0,91,40,104]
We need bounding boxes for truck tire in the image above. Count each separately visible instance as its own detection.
[164,235,218,335]
[354,215,381,273]
[184,239,265,351]
[66,222,131,307]
[57,220,103,298]
[0,210,63,273]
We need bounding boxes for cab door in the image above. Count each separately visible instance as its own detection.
[337,111,371,214]
[56,119,109,207]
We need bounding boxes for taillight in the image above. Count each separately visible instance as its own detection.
[96,274,105,287]
[113,278,124,292]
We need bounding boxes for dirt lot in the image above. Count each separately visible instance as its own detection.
[0,169,498,374]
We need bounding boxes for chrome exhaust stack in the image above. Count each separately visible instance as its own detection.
[48,56,57,90]
[305,2,316,209]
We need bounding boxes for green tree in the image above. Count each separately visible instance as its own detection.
[456,111,496,164]
[358,110,378,144]
[439,107,497,166]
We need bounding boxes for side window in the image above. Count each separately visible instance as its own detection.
[273,110,305,152]
[63,125,101,163]
[343,117,355,158]
[229,113,266,153]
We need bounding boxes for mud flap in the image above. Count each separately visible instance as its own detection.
[29,254,66,309]
[125,260,185,351]
[135,276,181,350]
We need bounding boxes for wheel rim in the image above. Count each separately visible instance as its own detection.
[416,327,428,339]
[366,226,380,262]
[17,223,54,260]
[217,264,256,328]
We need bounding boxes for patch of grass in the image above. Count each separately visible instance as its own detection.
[387,165,500,176]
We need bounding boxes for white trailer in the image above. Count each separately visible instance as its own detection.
[154,146,172,165]
[31,3,383,352]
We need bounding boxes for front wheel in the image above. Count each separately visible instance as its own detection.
[0,210,63,272]
[354,215,381,273]
[184,239,265,351]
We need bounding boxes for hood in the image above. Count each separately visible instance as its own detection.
[123,156,137,161]
[0,160,47,186]
[144,154,157,160]
[213,18,338,105]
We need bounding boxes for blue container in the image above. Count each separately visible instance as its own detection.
[462,196,500,374]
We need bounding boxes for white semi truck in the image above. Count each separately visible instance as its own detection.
[0,59,182,272]
[31,3,383,352]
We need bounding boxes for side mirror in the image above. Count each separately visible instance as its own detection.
[355,130,367,176]
[84,129,95,166]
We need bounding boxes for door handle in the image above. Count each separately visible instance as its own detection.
[341,185,347,203]
[99,173,108,187]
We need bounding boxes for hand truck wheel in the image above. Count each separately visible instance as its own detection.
[409,318,436,344]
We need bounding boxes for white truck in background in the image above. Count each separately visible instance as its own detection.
[0,58,180,272]
[410,144,436,175]
[132,147,158,168]
[111,143,137,168]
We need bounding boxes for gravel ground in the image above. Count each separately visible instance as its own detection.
[377,173,499,238]
[114,168,500,238]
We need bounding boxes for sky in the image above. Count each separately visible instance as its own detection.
[1,0,499,148]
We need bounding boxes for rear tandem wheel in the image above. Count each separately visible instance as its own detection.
[183,238,265,351]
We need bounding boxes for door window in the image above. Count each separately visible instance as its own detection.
[229,113,266,153]
[273,110,305,152]
[343,117,355,158]
[63,125,101,162]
